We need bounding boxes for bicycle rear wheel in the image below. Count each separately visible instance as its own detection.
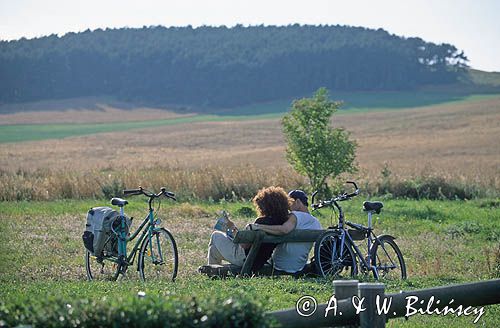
[314,231,357,279]
[371,235,407,280]
[85,250,120,281]
[139,228,178,282]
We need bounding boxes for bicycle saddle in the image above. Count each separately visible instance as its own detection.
[111,197,129,207]
[363,201,383,214]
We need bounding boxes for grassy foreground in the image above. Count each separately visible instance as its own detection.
[0,198,499,327]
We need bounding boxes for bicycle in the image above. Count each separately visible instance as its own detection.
[85,187,179,282]
[311,181,407,280]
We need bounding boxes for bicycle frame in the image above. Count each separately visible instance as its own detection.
[339,226,379,279]
[313,182,402,280]
[107,197,164,269]
[326,200,379,279]
[326,199,388,279]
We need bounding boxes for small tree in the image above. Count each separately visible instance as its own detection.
[282,88,357,193]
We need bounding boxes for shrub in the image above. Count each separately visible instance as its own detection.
[235,206,257,218]
[374,175,484,200]
[101,178,125,199]
[445,221,483,239]
[0,292,273,328]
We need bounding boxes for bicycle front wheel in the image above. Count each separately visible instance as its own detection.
[85,250,120,281]
[371,236,407,280]
[314,231,357,279]
[139,228,178,282]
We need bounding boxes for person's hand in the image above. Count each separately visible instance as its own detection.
[245,223,260,230]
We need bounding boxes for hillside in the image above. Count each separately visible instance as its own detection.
[0,25,468,108]
[0,96,498,201]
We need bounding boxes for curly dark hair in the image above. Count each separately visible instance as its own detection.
[252,186,291,223]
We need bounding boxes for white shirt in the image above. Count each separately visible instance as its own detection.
[272,211,322,273]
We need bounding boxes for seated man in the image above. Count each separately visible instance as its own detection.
[206,186,290,273]
[251,190,322,274]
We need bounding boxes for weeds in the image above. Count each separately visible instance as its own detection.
[101,178,125,199]
[372,171,488,200]
[0,166,495,201]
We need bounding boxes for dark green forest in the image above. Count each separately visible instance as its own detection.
[0,25,468,108]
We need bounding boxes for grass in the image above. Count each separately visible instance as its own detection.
[0,198,499,326]
[228,91,500,115]
[336,92,500,113]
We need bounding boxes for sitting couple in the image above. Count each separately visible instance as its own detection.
[207,186,322,274]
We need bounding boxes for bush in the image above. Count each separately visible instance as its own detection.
[445,221,483,239]
[0,292,273,328]
[235,206,257,218]
[101,178,125,199]
[374,175,484,200]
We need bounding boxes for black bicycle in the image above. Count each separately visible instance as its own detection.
[312,181,407,280]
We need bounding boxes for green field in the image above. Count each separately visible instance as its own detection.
[1,198,499,327]
[0,113,284,144]
[229,91,500,115]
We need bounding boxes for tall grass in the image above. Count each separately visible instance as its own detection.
[0,165,496,201]
[0,166,307,201]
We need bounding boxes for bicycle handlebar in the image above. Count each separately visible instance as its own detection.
[123,186,176,201]
[123,188,142,196]
[311,181,359,210]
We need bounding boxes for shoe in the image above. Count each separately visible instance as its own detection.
[198,265,223,276]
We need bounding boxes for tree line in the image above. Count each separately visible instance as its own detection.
[0,24,468,108]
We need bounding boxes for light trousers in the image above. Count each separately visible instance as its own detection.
[207,231,246,266]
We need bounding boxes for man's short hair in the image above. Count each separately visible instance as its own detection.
[288,190,308,207]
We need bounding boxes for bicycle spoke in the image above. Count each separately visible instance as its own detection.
[139,229,178,281]
[379,242,396,265]
[373,238,405,280]
[315,231,356,279]
[85,251,120,281]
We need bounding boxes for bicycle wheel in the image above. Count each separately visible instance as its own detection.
[314,230,357,279]
[138,228,178,282]
[371,235,407,280]
[85,250,120,281]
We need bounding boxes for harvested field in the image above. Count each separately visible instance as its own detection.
[1,97,498,183]
[0,96,192,125]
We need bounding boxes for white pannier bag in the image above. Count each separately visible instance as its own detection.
[82,207,122,258]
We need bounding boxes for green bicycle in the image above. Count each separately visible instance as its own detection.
[85,187,179,281]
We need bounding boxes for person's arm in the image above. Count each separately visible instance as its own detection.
[251,213,297,235]
[240,224,253,250]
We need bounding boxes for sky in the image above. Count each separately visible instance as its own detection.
[1,0,499,72]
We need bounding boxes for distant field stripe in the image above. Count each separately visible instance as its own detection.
[0,113,283,143]
[230,92,500,115]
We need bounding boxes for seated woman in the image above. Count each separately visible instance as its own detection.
[206,186,290,273]
[251,190,322,274]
